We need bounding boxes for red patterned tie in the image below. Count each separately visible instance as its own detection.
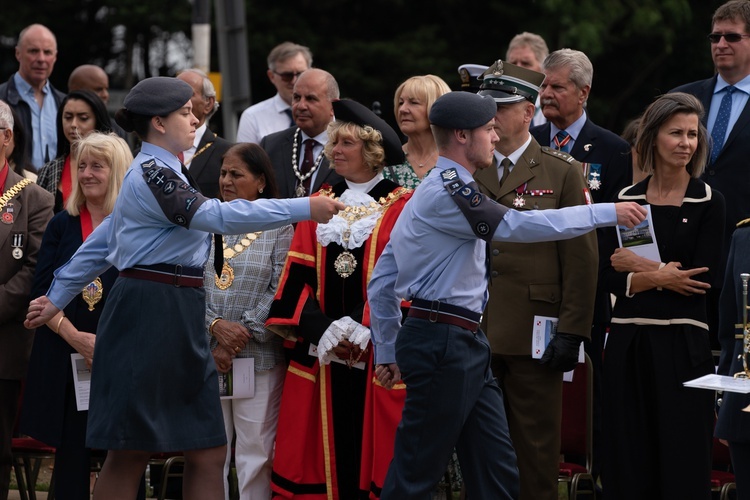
[553,131,572,153]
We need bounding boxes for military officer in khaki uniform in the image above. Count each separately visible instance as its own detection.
[474,60,597,500]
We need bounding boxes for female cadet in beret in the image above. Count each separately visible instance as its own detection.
[385,75,451,189]
[599,92,725,499]
[24,76,343,500]
[265,98,411,499]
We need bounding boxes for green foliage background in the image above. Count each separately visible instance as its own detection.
[0,0,725,135]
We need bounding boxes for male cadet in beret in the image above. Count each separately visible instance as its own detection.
[0,99,53,499]
[457,63,488,93]
[474,60,597,500]
[367,91,646,499]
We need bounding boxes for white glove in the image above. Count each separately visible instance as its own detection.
[317,317,351,365]
[347,320,370,351]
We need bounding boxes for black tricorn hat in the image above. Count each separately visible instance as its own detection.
[332,99,405,166]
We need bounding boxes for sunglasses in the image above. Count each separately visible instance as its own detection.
[707,32,750,43]
[273,70,304,83]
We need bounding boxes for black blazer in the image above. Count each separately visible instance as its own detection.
[530,118,632,204]
[260,127,344,198]
[672,76,750,249]
[189,128,233,199]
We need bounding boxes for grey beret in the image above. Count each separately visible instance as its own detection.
[429,91,497,130]
[123,77,193,116]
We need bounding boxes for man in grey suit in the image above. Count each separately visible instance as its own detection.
[260,68,343,198]
[177,68,232,199]
[0,100,53,499]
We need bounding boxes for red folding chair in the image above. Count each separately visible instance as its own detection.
[559,352,596,500]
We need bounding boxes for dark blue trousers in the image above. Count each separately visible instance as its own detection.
[381,318,519,499]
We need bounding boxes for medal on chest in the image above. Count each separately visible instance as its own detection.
[214,232,262,290]
[11,233,23,259]
[513,183,527,208]
[82,277,104,311]
[2,202,14,225]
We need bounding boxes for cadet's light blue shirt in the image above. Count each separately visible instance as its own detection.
[367,157,618,365]
[47,142,310,309]
[14,72,58,168]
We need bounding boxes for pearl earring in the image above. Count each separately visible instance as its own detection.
[259,187,264,194]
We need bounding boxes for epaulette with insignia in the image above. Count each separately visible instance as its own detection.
[737,217,750,228]
[540,146,575,164]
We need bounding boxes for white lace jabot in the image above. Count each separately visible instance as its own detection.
[316,189,383,249]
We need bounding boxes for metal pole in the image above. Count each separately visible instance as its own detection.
[214,0,251,141]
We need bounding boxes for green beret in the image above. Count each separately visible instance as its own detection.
[123,77,193,116]
[429,91,497,130]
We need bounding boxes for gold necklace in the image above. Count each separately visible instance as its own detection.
[214,232,262,290]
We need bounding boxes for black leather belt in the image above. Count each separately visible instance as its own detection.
[409,298,481,333]
[120,263,204,288]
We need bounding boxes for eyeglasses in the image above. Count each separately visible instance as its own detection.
[273,70,304,83]
[707,32,750,43]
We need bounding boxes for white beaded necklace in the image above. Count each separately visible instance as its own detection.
[291,128,326,197]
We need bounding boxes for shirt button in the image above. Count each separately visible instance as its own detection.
[491,270,499,278]
[707,169,715,176]
[492,249,500,256]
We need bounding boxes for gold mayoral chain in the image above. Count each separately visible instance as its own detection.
[215,232,262,290]
[319,186,409,279]
[291,129,325,197]
[81,277,104,311]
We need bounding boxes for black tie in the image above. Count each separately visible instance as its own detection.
[182,163,223,277]
[284,108,295,128]
[301,139,316,195]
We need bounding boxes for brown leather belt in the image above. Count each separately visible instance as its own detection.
[120,264,204,288]
[408,299,481,333]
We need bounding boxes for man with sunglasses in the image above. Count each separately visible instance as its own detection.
[672,0,750,492]
[672,0,750,346]
[674,1,750,253]
[237,41,312,144]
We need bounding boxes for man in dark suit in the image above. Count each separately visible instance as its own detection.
[177,68,232,199]
[675,1,750,486]
[672,0,750,274]
[475,60,598,500]
[260,68,343,198]
[530,48,632,489]
[0,100,54,499]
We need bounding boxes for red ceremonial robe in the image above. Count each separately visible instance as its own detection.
[266,179,410,499]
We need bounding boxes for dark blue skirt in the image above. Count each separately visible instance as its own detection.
[86,276,226,451]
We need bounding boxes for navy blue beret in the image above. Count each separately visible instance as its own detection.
[332,99,405,166]
[123,77,193,116]
[429,91,497,130]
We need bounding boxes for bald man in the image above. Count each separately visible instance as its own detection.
[176,69,232,198]
[0,24,65,170]
[68,64,110,104]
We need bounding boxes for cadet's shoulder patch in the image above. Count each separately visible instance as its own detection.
[541,146,575,164]
[441,168,459,182]
[737,217,750,229]
[140,159,208,228]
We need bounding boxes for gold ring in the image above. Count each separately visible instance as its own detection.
[235,346,241,353]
